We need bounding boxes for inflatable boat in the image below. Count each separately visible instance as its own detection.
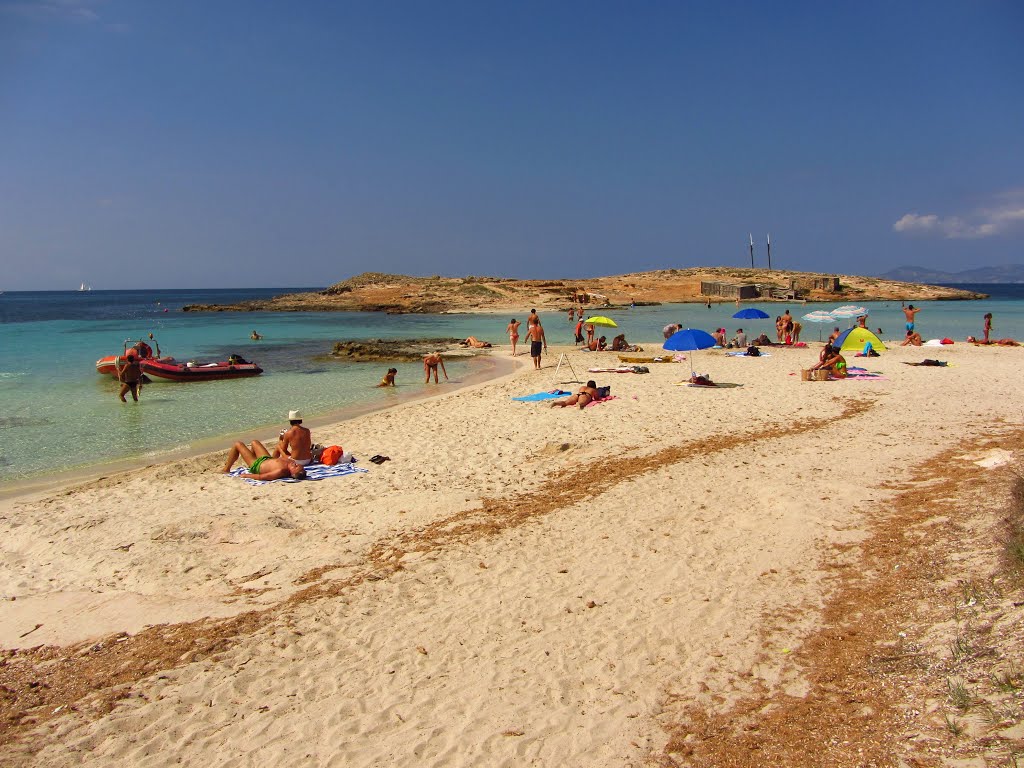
[140,355,263,382]
[96,338,164,376]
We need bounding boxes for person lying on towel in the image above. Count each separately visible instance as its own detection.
[689,373,715,386]
[222,439,307,481]
[551,381,599,409]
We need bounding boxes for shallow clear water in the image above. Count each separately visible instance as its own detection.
[1,285,1020,486]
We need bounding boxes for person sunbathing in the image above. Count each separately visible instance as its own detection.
[551,381,599,409]
[901,330,923,346]
[689,372,715,386]
[222,440,307,480]
[611,333,642,352]
[461,336,492,348]
[967,335,1020,346]
[816,349,847,378]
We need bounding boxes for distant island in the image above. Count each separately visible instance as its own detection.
[879,264,1024,284]
[182,267,986,314]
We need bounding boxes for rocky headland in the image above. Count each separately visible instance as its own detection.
[182,268,986,315]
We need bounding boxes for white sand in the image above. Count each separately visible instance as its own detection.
[1,341,1021,766]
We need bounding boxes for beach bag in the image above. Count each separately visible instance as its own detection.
[596,385,611,399]
[746,345,760,357]
[319,445,344,465]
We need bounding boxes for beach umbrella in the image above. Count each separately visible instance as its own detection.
[732,307,770,320]
[831,305,867,319]
[583,316,618,328]
[832,327,886,354]
[663,328,716,374]
[802,310,835,341]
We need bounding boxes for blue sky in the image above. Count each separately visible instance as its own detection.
[2,1,1022,290]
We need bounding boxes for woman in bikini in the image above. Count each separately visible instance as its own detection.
[506,319,521,356]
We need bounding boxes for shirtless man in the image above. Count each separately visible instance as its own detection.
[551,380,598,409]
[273,410,313,464]
[506,318,521,356]
[903,304,921,332]
[222,440,307,481]
[524,320,547,370]
[116,353,142,402]
[424,352,448,383]
[901,330,923,346]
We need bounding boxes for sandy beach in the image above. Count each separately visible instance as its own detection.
[2,339,1023,766]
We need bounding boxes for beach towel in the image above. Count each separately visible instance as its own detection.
[512,389,573,402]
[587,367,634,373]
[229,461,368,486]
[675,381,743,388]
[582,395,618,408]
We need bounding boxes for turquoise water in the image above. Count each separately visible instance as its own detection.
[1,286,1020,487]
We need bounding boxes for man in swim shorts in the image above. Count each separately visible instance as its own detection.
[903,304,920,331]
[222,439,307,480]
[524,320,547,370]
[273,410,313,465]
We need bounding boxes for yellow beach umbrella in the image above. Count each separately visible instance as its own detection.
[583,316,618,328]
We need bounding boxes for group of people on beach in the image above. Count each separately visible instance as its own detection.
[222,410,312,481]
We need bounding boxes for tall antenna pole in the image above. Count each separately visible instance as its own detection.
[767,233,772,270]
[749,233,754,268]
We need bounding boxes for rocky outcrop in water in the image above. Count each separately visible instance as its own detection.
[328,339,466,362]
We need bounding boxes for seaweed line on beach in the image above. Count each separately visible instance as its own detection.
[0,399,875,753]
[653,429,1024,768]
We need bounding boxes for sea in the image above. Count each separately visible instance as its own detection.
[1,284,1021,490]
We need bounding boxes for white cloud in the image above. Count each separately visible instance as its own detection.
[893,193,1024,239]
[0,1,101,23]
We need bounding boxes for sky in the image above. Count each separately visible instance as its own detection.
[1,1,1023,290]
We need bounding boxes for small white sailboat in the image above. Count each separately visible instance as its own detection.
[79,282,91,291]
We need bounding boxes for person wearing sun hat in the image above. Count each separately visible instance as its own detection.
[273,409,313,465]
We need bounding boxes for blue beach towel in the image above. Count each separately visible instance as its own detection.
[229,461,369,486]
[512,389,573,402]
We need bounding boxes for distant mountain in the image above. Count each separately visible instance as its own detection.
[879,264,1024,284]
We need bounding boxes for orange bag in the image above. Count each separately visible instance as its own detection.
[319,445,344,465]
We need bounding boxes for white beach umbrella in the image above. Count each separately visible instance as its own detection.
[830,305,867,319]
[802,310,836,341]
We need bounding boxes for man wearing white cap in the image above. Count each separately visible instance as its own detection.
[273,409,313,465]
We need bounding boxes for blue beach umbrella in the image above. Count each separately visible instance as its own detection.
[732,307,770,320]
[663,328,717,374]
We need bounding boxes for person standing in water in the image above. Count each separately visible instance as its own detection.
[983,313,993,344]
[506,318,521,356]
[424,352,447,383]
[116,353,142,402]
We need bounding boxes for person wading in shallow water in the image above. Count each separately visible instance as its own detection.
[116,353,142,402]
[424,352,448,383]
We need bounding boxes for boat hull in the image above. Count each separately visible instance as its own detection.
[140,360,263,382]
